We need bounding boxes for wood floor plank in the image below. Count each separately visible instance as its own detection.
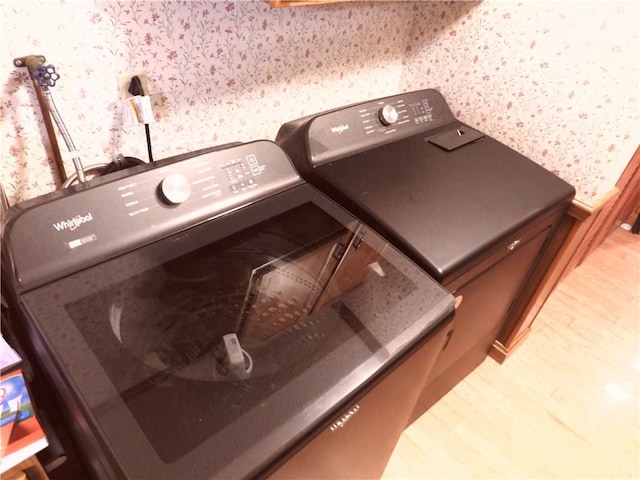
[404,417,477,479]
[553,281,622,323]
[440,390,543,478]
[462,372,607,478]
[381,435,438,479]
[451,379,560,478]
[530,299,573,330]
[425,410,507,479]
[383,227,640,479]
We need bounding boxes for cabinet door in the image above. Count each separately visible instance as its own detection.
[268,316,452,479]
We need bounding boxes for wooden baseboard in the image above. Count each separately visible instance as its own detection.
[489,329,533,364]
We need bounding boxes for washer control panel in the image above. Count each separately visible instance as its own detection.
[110,142,293,223]
[5,140,303,291]
[305,89,457,165]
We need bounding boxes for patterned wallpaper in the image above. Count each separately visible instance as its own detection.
[401,0,639,202]
[1,0,638,206]
[1,0,414,204]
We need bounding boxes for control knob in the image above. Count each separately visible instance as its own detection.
[159,173,191,204]
[378,104,399,126]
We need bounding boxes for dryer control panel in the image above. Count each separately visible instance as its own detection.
[303,89,457,165]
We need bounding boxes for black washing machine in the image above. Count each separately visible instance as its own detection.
[276,89,576,420]
[1,141,454,479]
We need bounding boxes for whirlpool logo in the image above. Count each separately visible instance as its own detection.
[53,213,94,232]
[330,123,349,134]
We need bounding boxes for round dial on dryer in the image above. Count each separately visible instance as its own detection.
[159,173,191,204]
[378,104,399,126]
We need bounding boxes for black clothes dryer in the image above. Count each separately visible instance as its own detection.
[276,89,576,420]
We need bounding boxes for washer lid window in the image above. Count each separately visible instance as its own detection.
[20,186,453,479]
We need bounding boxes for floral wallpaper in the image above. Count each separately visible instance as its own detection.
[401,0,639,201]
[1,0,638,206]
[1,0,414,204]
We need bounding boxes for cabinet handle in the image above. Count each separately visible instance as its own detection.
[329,404,360,431]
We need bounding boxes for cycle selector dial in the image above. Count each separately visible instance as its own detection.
[378,104,399,126]
[159,173,191,204]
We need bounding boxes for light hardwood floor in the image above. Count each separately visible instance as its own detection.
[383,226,640,479]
